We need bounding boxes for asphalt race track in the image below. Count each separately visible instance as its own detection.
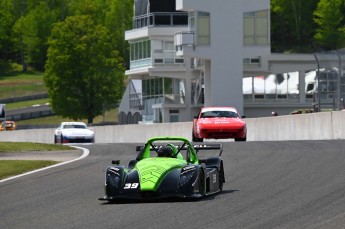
[1,140,345,229]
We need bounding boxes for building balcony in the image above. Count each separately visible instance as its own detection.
[126,13,188,40]
[174,31,195,56]
[129,50,185,70]
[133,12,188,29]
[152,50,185,66]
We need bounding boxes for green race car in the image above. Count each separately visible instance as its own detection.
[99,136,225,201]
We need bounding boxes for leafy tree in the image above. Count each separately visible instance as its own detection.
[45,15,124,124]
[104,0,133,68]
[271,0,319,52]
[11,16,28,71]
[314,0,345,50]
[10,1,68,71]
[67,0,133,68]
[0,0,15,60]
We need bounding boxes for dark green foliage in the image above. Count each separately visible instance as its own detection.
[314,0,345,50]
[45,15,124,124]
[271,0,319,53]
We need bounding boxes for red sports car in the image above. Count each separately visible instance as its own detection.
[192,107,247,142]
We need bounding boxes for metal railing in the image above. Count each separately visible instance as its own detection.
[133,12,188,29]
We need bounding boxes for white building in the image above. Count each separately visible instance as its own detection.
[118,0,340,124]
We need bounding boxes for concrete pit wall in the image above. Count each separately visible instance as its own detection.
[1,111,345,143]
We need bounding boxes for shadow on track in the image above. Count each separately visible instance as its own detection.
[99,189,239,205]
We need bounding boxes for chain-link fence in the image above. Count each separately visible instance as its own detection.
[314,49,345,111]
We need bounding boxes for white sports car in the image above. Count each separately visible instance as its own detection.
[54,122,95,144]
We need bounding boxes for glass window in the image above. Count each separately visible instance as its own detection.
[129,40,151,61]
[163,41,174,51]
[150,79,155,95]
[130,43,134,61]
[164,78,173,94]
[143,80,148,96]
[244,17,255,36]
[189,13,195,31]
[170,110,179,122]
[243,10,269,46]
[198,12,210,45]
[256,10,268,17]
[256,18,268,36]
[155,78,163,95]
[138,42,142,59]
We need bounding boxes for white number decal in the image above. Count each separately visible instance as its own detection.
[124,183,139,189]
[213,174,217,183]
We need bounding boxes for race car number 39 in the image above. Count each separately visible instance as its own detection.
[124,183,139,189]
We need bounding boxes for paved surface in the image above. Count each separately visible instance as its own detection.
[1,141,345,229]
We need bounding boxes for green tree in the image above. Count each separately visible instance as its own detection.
[45,15,124,124]
[314,0,345,50]
[0,0,15,60]
[104,0,133,68]
[271,0,319,53]
[67,0,133,68]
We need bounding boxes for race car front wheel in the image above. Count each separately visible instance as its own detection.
[219,161,225,191]
[192,131,203,142]
[194,169,205,197]
[234,136,246,142]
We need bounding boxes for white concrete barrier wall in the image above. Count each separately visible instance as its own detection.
[1,111,345,143]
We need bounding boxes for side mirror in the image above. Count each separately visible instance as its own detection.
[111,160,121,165]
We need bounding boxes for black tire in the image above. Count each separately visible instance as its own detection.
[196,169,205,197]
[54,135,57,144]
[192,131,203,142]
[60,134,64,144]
[219,161,225,191]
[192,131,197,142]
[234,136,246,142]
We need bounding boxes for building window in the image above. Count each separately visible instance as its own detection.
[243,57,260,64]
[243,10,269,46]
[197,12,210,45]
[169,110,179,122]
[129,39,151,68]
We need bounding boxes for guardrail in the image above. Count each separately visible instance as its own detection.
[1,111,345,143]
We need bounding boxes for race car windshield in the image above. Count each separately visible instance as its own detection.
[63,125,86,129]
[201,111,239,118]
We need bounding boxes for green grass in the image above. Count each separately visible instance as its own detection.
[0,72,46,99]
[0,160,58,180]
[16,108,118,125]
[0,72,44,82]
[5,98,50,110]
[0,142,74,153]
[2,71,119,125]
[0,142,75,180]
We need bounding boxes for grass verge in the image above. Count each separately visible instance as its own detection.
[0,142,75,180]
[0,160,58,180]
[5,98,50,110]
[0,142,74,153]
[16,108,118,125]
